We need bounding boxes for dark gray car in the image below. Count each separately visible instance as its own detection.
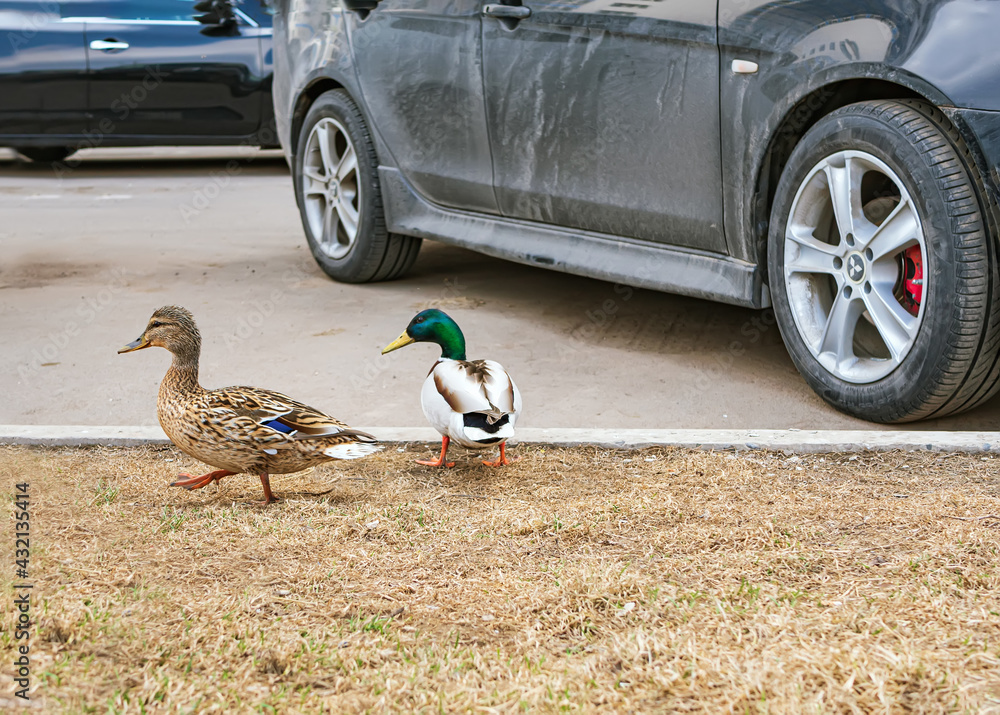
[271,0,1000,424]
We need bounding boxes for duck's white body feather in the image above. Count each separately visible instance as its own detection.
[421,357,521,449]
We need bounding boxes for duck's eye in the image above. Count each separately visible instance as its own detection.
[415,316,425,323]
[149,321,163,329]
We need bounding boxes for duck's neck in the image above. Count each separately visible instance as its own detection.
[162,348,202,396]
[433,324,467,361]
[437,337,466,361]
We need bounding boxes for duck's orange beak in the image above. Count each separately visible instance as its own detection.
[118,335,151,354]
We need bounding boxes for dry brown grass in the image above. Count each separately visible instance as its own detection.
[2,443,1000,713]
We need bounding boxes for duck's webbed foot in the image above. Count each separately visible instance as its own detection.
[170,469,235,491]
[482,443,515,467]
[416,436,456,468]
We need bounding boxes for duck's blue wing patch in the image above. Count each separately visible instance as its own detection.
[262,419,295,434]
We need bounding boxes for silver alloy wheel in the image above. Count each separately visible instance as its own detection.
[783,150,927,383]
[302,117,361,260]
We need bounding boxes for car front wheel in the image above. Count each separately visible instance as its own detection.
[293,89,421,283]
[768,99,1000,423]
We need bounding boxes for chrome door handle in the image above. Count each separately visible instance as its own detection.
[483,4,531,19]
[89,39,129,51]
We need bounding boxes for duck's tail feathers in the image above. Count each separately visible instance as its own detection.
[463,412,515,444]
[339,428,378,443]
[323,441,383,460]
[294,426,378,442]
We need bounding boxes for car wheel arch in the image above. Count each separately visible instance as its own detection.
[752,77,938,290]
[290,76,347,160]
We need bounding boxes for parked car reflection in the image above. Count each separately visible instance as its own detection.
[0,0,274,163]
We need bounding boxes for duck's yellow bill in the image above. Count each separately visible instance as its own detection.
[118,336,150,354]
[382,331,415,354]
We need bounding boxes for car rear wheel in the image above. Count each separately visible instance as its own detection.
[16,147,74,164]
[294,89,421,283]
[768,99,1000,423]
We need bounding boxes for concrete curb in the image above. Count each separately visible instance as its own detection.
[0,424,997,453]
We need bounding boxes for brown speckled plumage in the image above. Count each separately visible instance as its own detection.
[121,306,380,503]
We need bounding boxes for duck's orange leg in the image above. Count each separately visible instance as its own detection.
[417,436,456,468]
[482,442,515,467]
[259,473,280,505]
[170,469,235,491]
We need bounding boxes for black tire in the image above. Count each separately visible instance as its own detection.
[16,146,74,164]
[768,99,1000,423]
[293,89,421,283]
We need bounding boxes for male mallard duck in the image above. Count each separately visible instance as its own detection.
[119,306,380,504]
[382,309,521,467]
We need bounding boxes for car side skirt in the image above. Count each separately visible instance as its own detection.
[1,134,276,148]
[380,167,768,309]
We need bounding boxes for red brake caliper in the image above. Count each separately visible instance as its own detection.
[901,245,923,316]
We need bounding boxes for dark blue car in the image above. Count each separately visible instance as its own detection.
[0,0,274,162]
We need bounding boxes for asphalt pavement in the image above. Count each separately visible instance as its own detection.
[3,146,1000,431]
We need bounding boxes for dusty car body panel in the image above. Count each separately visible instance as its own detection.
[271,2,355,155]
[379,166,759,306]
[481,3,725,253]
[718,0,1000,268]
[273,0,1000,310]
[351,0,496,213]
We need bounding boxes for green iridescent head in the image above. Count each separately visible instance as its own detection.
[381,309,466,360]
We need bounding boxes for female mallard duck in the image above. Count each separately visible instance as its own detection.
[119,306,380,504]
[382,309,521,467]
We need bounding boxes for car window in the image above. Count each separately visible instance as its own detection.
[59,0,196,21]
[237,1,271,26]
[0,2,59,22]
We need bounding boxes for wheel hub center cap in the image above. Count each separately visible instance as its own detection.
[845,252,866,283]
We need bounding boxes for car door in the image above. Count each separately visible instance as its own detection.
[0,1,87,137]
[349,0,498,214]
[79,0,268,138]
[481,0,726,253]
